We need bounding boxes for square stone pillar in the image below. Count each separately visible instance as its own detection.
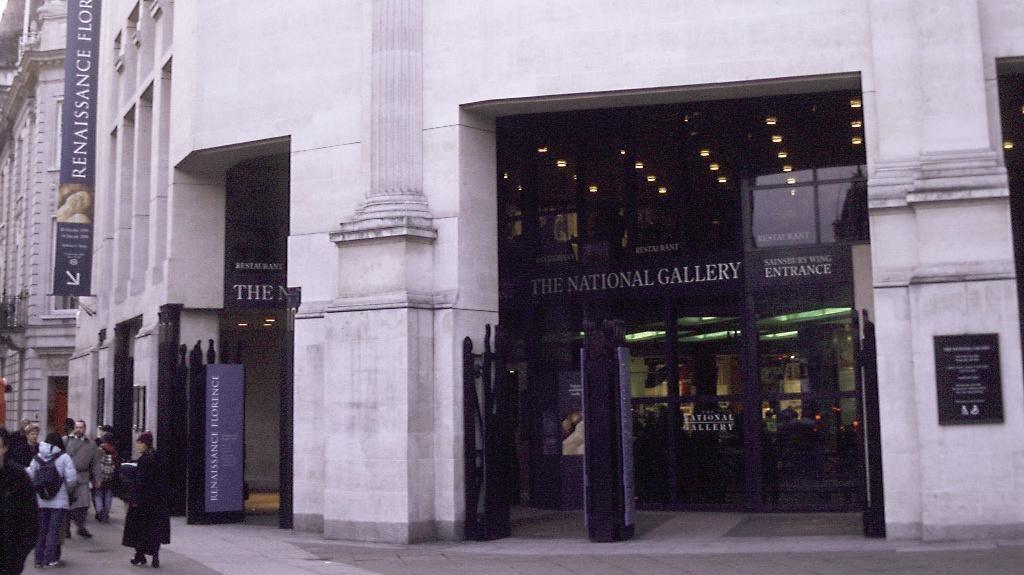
[323,218,439,543]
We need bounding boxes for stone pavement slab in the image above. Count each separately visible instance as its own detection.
[31,502,1024,574]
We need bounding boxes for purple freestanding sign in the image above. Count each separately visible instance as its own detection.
[205,364,245,514]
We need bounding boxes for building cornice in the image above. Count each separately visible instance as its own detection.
[0,47,63,139]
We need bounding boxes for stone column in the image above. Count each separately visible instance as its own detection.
[323,0,439,544]
[868,0,1024,541]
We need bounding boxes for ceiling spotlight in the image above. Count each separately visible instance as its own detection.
[851,137,863,145]
[771,135,783,143]
[589,185,598,193]
[556,159,567,167]
[850,99,862,108]
[516,185,522,191]
[658,187,668,194]
[777,151,788,158]
[537,146,548,153]
[502,172,509,179]
[646,175,656,182]
[1004,141,1014,150]
[786,177,796,184]
[782,165,793,172]
[717,176,728,184]
[699,149,710,157]
[851,120,863,128]
[765,116,777,126]
[635,161,645,169]
[620,149,626,155]
[709,163,720,171]
[237,323,248,327]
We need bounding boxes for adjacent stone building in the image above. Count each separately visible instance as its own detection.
[68,0,1024,544]
[0,0,76,432]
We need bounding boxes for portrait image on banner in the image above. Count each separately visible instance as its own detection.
[53,0,102,296]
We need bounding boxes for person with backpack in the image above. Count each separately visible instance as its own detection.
[0,427,38,575]
[92,433,120,523]
[26,432,77,569]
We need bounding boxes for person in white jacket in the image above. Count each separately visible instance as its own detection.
[26,432,77,568]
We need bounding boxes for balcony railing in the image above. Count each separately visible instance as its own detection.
[0,294,28,332]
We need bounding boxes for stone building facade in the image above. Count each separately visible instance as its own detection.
[68,0,1024,544]
[0,0,77,432]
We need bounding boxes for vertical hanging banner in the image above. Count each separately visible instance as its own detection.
[54,0,102,296]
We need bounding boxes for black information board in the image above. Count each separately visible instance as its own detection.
[934,334,1003,425]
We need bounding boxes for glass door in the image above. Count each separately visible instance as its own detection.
[755,294,865,511]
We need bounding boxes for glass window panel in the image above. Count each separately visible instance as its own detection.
[752,185,816,247]
[677,400,745,505]
[818,181,869,243]
[632,403,671,505]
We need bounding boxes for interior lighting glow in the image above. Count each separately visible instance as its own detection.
[760,330,799,341]
[265,318,276,323]
[658,187,667,194]
[709,163,720,171]
[1004,141,1014,150]
[763,307,851,325]
[789,189,796,196]
[516,185,522,191]
[777,151,788,158]
[647,175,657,182]
[620,149,626,155]
[589,185,598,193]
[771,135,783,143]
[717,176,728,183]
[850,99,862,108]
[851,137,863,145]
[851,120,862,128]
[624,330,666,342]
[237,323,248,327]
[537,147,548,153]
[556,159,567,167]
[503,172,509,179]
[786,177,796,184]
[765,116,777,125]
[782,165,793,172]
[700,149,710,157]
[679,330,739,343]
[634,161,645,169]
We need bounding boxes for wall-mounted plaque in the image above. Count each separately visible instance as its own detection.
[934,334,1003,425]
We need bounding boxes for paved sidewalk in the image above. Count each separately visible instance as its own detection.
[29,504,1024,574]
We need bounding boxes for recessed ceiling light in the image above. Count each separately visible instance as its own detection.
[658,187,667,194]
[646,175,656,182]
[589,185,598,193]
[700,149,710,157]
[502,172,509,180]
[709,163,720,171]
[556,159,567,167]
[777,151,788,158]
[516,185,522,191]
[1004,141,1014,150]
[850,99,862,108]
[782,165,793,172]
[765,116,777,126]
[537,147,548,153]
[789,189,796,196]
[717,176,728,184]
[851,120,863,128]
[786,177,796,184]
[635,161,644,169]
[851,137,863,145]
[771,135,783,143]
[237,323,248,327]
[620,149,626,155]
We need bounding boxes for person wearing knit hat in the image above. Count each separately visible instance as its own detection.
[122,431,170,568]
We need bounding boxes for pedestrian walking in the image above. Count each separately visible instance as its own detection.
[0,427,38,575]
[92,433,120,523]
[63,420,98,538]
[9,423,39,468]
[122,432,169,568]
[26,432,76,569]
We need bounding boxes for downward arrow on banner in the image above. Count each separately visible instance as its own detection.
[65,271,81,286]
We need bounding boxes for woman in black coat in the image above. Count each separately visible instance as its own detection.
[122,432,170,568]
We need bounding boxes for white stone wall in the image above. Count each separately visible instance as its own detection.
[0,1,76,431]
[64,0,1024,543]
